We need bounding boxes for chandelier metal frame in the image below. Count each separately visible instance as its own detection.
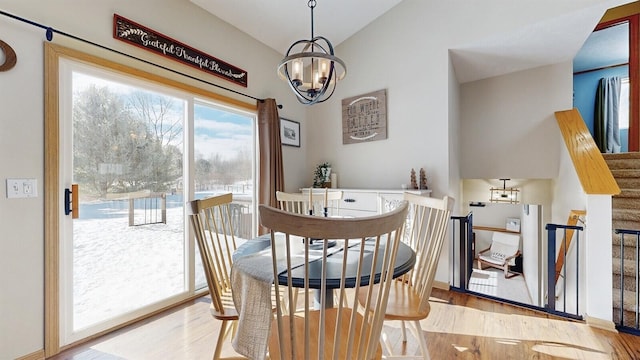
[277,0,346,105]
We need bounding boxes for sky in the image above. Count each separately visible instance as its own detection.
[72,67,255,162]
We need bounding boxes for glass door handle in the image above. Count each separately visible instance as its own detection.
[64,184,79,219]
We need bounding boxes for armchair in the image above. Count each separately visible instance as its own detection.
[477,231,521,278]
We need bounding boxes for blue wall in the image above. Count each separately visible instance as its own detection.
[573,65,629,152]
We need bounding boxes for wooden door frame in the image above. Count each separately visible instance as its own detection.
[595,14,640,151]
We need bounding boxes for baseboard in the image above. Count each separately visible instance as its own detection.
[586,314,618,332]
[15,349,45,360]
[433,280,449,291]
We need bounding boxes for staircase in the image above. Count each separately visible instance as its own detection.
[604,152,640,329]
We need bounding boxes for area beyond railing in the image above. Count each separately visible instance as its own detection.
[450,213,473,291]
[614,228,640,333]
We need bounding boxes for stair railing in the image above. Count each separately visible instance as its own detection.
[546,222,584,319]
[614,228,640,331]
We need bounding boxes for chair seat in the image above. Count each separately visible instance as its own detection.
[268,308,382,360]
[478,253,506,266]
[358,281,430,321]
[210,290,239,321]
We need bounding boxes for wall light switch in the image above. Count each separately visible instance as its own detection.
[6,178,38,198]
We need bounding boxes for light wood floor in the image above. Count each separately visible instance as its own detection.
[49,289,640,359]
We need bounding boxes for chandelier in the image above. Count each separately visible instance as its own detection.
[489,179,520,204]
[277,0,346,105]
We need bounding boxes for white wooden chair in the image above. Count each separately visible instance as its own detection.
[358,193,454,359]
[477,231,521,278]
[276,190,345,309]
[276,190,343,216]
[189,193,261,360]
[259,202,409,360]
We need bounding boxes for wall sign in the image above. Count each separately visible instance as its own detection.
[341,89,387,145]
[113,14,248,87]
[0,39,17,72]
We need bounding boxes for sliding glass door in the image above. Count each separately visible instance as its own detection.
[56,56,256,345]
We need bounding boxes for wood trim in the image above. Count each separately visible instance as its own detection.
[554,109,621,195]
[629,15,639,151]
[43,42,256,357]
[15,349,45,360]
[601,2,640,24]
[594,13,640,151]
[58,292,206,354]
[44,41,61,358]
[585,314,618,332]
[472,225,520,234]
[433,280,449,291]
[44,43,256,112]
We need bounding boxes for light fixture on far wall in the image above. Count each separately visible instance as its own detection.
[277,0,346,105]
[490,178,520,204]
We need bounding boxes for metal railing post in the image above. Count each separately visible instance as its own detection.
[546,223,557,311]
[450,213,472,291]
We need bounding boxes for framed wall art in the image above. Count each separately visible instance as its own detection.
[280,118,300,147]
[341,89,387,145]
[506,217,521,233]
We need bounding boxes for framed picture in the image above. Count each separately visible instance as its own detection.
[506,217,521,232]
[280,118,300,147]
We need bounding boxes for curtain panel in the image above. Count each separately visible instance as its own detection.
[594,76,622,153]
[257,99,285,233]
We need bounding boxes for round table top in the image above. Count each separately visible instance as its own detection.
[234,235,416,289]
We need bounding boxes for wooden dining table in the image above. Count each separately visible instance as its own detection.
[229,233,416,359]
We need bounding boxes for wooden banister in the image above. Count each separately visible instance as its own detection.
[554,108,620,195]
[555,209,586,283]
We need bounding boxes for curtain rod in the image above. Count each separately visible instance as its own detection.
[0,9,281,107]
[573,62,628,76]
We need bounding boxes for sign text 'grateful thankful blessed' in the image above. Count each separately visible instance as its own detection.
[113,14,248,87]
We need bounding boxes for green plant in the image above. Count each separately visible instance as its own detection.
[313,162,331,188]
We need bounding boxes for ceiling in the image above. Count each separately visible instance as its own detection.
[191,0,628,83]
[190,0,405,55]
[573,22,628,73]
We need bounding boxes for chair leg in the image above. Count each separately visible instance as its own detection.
[500,263,522,278]
[401,320,408,342]
[213,320,232,360]
[408,320,430,360]
[380,328,395,356]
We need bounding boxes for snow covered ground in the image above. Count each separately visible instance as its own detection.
[73,206,189,329]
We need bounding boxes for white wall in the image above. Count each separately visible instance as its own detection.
[522,204,541,306]
[299,0,617,293]
[0,1,304,357]
[0,16,45,358]
[468,204,523,251]
[460,62,573,179]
